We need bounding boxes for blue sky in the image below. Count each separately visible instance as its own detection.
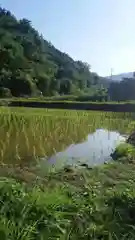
[1,0,135,76]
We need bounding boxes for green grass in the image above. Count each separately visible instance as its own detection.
[111,143,135,161]
[0,157,135,239]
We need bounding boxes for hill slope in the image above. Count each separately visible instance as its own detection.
[0,7,107,98]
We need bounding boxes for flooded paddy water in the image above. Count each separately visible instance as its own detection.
[44,129,126,170]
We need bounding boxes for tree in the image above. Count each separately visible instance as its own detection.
[0,7,107,97]
[10,71,36,96]
[36,74,50,96]
[108,77,135,101]
[0,87,12,98]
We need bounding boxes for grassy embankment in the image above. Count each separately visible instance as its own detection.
[0,108,134,239]
[1,150,135,239]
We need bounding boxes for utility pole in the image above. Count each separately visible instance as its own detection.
[111,68,113,81]
[108,68,113,102]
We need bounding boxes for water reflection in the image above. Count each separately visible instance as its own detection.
[40,129,125,170]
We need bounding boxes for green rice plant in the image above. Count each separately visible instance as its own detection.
[0,107,134,166]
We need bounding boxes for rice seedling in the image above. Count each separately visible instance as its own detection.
[0,107,134,166]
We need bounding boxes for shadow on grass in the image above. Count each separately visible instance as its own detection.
[99,191,135,239]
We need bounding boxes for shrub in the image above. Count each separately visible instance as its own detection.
[0,87,12,98]
[111,143,135,161]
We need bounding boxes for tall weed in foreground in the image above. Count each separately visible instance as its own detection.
[0,171,135,239]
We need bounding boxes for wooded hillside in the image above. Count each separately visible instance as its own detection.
[0,7,107,98]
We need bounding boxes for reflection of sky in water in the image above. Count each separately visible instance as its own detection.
[40,129,125,170]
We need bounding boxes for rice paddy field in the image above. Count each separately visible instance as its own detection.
[0,107,135,239]
[0,107,135,165]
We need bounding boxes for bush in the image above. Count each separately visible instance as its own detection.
[111,143,135,161]
[0,87,12,98]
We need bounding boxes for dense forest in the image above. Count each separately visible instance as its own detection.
[0,7,109,99]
